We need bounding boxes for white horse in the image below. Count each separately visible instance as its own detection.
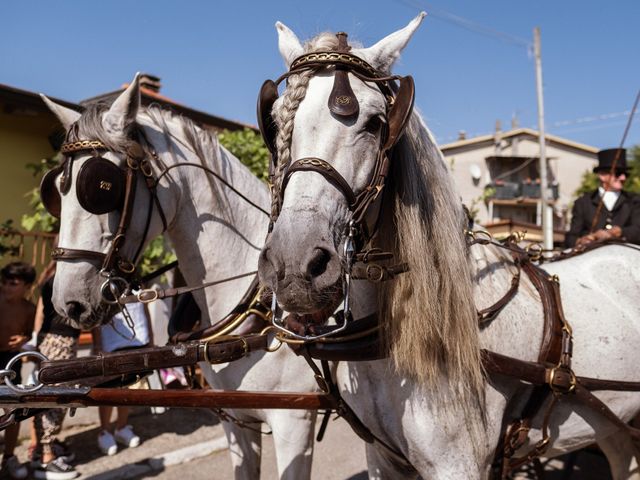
[258,15,640,479]
[41,77,318,480]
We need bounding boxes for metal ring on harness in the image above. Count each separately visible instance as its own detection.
[3,351,48,393]
[100,276,129,304]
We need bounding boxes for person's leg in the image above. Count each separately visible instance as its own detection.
[2,423,20,458]
[99,406,113,432]
[114,407,140,448]
[115,407,129,430]
[38,409,67,464]
[37,334,76,464]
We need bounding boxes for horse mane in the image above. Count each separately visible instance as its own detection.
[272,32,484,403]
[378,114,484,404]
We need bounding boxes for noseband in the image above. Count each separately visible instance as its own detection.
[257,32,414,340]
[41,134,167,306]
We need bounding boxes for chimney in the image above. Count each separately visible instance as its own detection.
[458,130,467,140]
[139,74,162,93]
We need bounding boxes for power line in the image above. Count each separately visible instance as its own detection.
[395,0,531,49]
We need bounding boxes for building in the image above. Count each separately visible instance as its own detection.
[441,123,598,242]
[0,74,254,268]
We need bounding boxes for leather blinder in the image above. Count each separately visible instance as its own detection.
[257,79,279,159]
[383,76,415,151]
[40,165,64,218]
[76,157,126,215]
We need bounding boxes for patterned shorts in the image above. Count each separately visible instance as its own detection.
[34,333,78,450]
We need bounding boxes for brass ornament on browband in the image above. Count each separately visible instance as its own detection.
[328,32,359,118]
[60,140,109,154]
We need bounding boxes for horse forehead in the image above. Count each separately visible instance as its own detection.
[295,74,386,129]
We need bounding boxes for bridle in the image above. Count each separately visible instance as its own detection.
[257,33,415,340]
[41,124,273,320]
[41,131,168,312]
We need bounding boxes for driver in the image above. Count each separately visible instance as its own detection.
[565,148,640,248]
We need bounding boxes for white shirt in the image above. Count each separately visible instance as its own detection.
[100,302,150,352]
[599,187,620,211]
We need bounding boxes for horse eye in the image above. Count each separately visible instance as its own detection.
[363,116,383,135]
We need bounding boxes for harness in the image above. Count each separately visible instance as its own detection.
[16,32,640,478]
[258,33,413,340]
[40,133,168,309]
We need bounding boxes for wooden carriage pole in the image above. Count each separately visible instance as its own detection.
[533,27,554,252]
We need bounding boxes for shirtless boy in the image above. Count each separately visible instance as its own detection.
[0,261,36,479]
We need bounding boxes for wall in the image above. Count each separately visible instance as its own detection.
[442,132,597,225]
[0,106,58,226]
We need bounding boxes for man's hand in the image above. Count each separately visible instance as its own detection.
[576,226,622,247]
[7,334,28,349]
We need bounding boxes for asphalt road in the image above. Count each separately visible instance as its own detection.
[131,415,368,480]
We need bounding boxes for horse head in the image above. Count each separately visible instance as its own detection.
[258,15,425,318]
[41,74,171,329]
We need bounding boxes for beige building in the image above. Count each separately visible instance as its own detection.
[0,74,253,269]
[441,125,598,240]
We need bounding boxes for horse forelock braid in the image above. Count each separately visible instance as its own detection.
[272,70,313,196]
[272,32,341,208]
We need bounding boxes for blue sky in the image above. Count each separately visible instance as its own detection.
[2,0,638,149]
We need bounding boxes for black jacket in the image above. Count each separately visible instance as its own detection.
[565,190,640,247]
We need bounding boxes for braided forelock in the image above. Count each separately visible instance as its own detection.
[271,32,341,209]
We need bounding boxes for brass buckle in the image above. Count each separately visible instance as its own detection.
[137,289,159,304]
[548,365,577,394]
[117,259,136,274]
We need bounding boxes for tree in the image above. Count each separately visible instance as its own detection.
[17,127,270,275]
[218,128,270,182]
[574,145,640,198]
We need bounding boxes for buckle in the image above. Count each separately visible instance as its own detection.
[548,365,576,394]
[137,289,159,303]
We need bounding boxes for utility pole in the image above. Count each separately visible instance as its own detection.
[533,27,554,251]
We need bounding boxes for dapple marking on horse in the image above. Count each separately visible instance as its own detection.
[42,78,318,480]
[258,14,640,479]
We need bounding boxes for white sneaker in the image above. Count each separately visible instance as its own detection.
[1,455,28,480]
[114,425,141,448]
[97,430,117,456]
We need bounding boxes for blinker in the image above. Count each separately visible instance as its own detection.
[40,156,126,218]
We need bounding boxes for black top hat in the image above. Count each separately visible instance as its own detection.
[593,148,628,173]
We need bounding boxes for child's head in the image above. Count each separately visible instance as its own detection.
[1,262,36,300]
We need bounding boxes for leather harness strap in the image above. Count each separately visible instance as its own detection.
[38,334,270,385]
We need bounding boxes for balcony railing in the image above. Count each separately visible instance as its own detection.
[0,229,57,270]
[490,180,559,201]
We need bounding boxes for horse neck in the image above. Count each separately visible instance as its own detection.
[145,121,270,321]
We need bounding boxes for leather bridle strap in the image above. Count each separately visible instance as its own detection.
[282,158,357,207]
[298,348,412,468]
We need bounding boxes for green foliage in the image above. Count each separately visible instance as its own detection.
[137,235,177,278]
[0,220,21,259]
[574,145,640,198]
[21,155,61,233]
[467,186,496,223]
[218,128,270,181]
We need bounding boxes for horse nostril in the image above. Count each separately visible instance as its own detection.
[305,248,332,279]
[66,301,86,321]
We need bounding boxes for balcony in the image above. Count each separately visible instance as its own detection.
[490,179,558,201]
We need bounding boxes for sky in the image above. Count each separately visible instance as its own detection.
[1,0,638,150]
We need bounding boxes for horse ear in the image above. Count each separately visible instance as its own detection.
[40,94,81,131]
[104,72,141,133]
[276,21,304,68]
[355,12,426,72]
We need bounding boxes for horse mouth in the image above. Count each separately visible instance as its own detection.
[273,275,343,316]
[63,302,117,330]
